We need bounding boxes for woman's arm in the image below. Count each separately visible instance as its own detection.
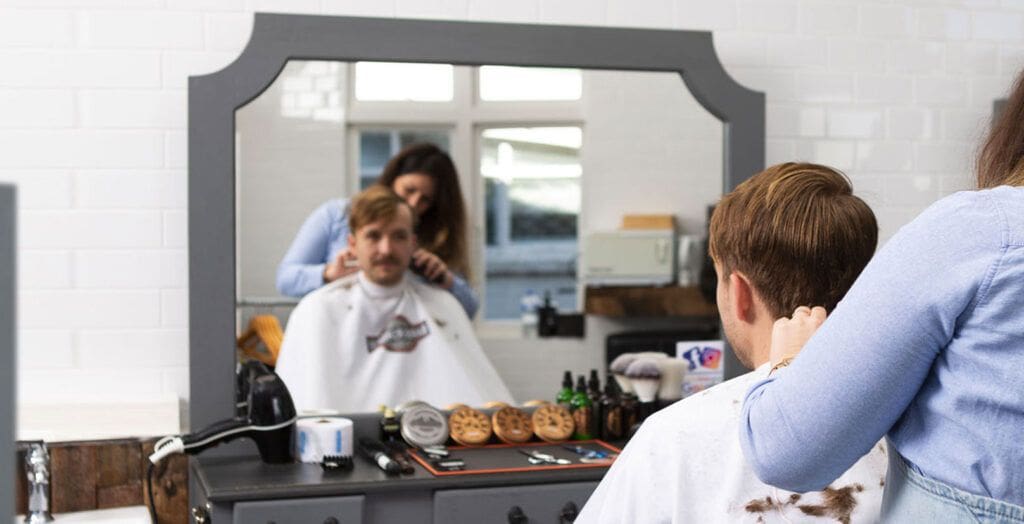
[276,200,344,297]
[410,248,480,319]
[447,272,480,319]
[740,191,1001,492]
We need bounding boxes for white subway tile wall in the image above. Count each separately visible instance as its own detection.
[3,0,1022,421]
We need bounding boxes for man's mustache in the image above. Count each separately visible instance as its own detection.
[371,256,402,266]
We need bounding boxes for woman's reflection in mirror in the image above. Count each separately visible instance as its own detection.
[276,142,479,318]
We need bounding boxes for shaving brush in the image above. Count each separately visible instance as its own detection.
[609,353,639,394]
[624,358,662,403]
[656,358,687,404]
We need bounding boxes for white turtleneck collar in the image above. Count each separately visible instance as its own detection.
[356,270,408,299]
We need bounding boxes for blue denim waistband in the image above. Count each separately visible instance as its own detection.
[892,451,1024,523]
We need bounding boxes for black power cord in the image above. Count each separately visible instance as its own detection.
[146,461,158,524]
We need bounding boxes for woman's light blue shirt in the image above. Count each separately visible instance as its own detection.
[740,186,1024,506]
[275,198,480,318]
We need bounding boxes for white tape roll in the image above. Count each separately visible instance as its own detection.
[294,417,354,463]
[297,408,342,418]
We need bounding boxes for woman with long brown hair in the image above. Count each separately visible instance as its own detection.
[277,143,478,318]
[740,72,1024,520]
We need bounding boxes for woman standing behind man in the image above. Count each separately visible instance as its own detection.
[276,143,479,318]
[741,72,1024,521]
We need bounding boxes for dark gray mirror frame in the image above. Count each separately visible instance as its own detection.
[188,13,765,429]
[0,185,13,521]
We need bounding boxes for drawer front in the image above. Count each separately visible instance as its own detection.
[434,481,598,524]
[233,495,365,524]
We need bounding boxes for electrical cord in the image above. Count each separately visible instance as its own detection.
[180,418,294,453]
[146,461,157,524]
[143,418,296,523]
[146,435,184,524]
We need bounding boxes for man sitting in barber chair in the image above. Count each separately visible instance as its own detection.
[579,163,888,523]
[275,185,514,413]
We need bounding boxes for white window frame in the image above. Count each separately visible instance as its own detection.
[345,63,585,331]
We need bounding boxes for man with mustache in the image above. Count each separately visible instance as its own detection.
[275,185,513,413]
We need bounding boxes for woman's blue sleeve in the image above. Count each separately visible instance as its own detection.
[276,201,343,297]
[447,273,480,319]
[738,191,998,492]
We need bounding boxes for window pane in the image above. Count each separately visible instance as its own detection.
[480,126,582,320]
[355,62,454,102]
[479,66,582,101]
[357,130,450,189]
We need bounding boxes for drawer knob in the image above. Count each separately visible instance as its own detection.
[191,506,210,524]
[560,501,579,522]
[507,505,528,524]
[324,518,340,524]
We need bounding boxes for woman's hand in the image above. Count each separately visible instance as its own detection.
[411,248,453,288]
[770,306,828,369]
[322,248,358,283]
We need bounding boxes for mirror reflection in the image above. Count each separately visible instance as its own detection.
[235,60,723,412]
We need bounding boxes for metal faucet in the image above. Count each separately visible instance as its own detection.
[23,441,54,523]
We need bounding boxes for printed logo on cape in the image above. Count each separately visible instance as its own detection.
[366,315,430,353]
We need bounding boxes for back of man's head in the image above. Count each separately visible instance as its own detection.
[349,185,417,233]
[709,162,878,318]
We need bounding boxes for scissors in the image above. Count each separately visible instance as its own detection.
[517,449,572,465]
[561,445,609,459]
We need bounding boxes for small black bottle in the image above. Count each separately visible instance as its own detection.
[587,369,602,405]
[379,406,400,442]
[537,290,558,337]
[600,373,625,441]
[619,392,640,441]
[556,370,574,408]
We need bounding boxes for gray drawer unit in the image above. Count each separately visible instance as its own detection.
[433,481,598,523]
[232,495,365,524]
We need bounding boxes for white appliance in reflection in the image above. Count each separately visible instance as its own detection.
[583,230,676,286]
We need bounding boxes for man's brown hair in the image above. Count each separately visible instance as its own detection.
[708,162,878,318]
[349,185,417,234]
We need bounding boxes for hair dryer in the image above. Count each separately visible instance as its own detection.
[149,364,297,465]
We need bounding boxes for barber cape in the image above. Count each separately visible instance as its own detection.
[578,364,887,524]
[275,272,514,413]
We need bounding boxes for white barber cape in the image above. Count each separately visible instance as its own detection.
[275,272,514,413]
[578,364,887,524]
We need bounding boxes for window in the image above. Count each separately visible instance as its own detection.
[478,66,582,101]
[349,63,584,325]
[357,130,451,189]
[480,127,582,320]
[354,62,454,102]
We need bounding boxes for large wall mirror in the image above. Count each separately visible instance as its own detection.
[190,14,764,430]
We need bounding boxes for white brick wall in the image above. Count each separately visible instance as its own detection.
[2,0,1023,434]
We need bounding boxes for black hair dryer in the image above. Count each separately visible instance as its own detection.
[179,367,297,463]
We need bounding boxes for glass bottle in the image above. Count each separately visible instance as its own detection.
[556,370,574,408]
[619,391,640,440]
[600,373,625,441]
[570,375,595,440]
[519,289,540,338]
[538,290,559,337]
[379,406,400,442]
[587,369,602,405]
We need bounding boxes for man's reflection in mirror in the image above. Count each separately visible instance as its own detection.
[275,143,480,318]
[275,185,514,413]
